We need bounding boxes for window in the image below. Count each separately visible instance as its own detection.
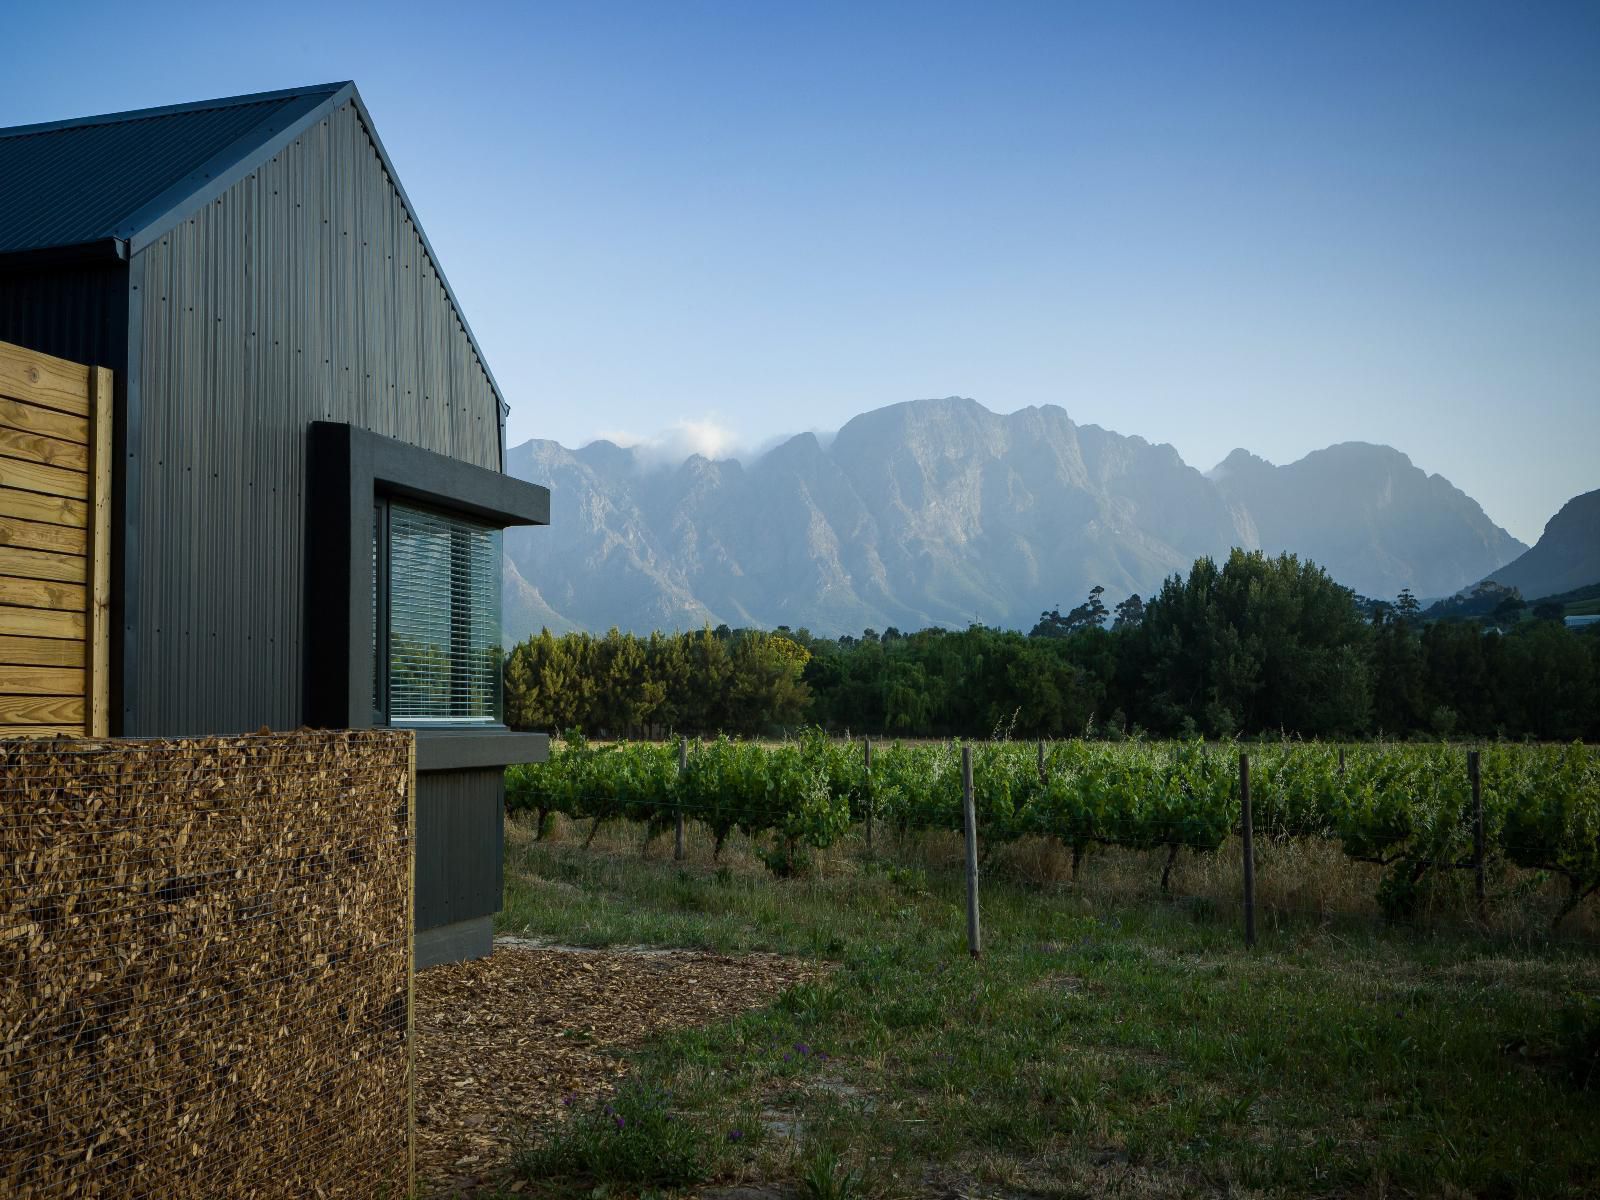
[372,500,502,724]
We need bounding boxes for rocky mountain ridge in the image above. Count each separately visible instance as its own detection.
[503,397,1529,639]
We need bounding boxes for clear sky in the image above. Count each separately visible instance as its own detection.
[4,1,1596,543]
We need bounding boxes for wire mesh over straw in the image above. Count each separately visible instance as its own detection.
[0,729,413,1199]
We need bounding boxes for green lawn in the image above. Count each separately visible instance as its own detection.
[491,819,1600,1199]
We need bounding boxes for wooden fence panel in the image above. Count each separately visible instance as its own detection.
[0,341,111,736]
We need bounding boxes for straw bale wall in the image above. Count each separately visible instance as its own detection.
[0,729,414,1198]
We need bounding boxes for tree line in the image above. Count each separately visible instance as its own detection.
[502,549,1600,742]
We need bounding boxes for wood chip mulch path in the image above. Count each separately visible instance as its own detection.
[414,939,826,1194]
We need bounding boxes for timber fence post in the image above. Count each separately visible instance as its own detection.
[675,737,687,861]
[1469,749,1485,917]
[864,736,873,856]
[962,745,981,959]
[1240,752,1256,949]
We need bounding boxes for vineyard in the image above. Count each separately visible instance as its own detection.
[507,736,1600,928]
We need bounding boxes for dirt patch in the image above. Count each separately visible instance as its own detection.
[414,940,826,1194]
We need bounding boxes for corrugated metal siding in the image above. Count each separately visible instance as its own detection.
[0,95,318,253]
[129,99,501,735]
[0,265,126,373]
[414,769,504,932]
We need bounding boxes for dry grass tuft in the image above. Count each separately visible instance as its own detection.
[860,826,1600,941]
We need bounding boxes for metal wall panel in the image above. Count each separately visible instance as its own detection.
[0,264,126,373]
[414,769,504,932]
[128,99,502,735]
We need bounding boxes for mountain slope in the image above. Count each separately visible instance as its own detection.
[1209,442,1525,601]
[502,398,1527,639]
[1477,489,1600,600]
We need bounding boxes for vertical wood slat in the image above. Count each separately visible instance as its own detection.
[0,340,110,738]
[87,366,112,736]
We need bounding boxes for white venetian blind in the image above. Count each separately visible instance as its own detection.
[385,503,502,723]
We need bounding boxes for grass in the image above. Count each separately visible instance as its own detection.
[492,816,1600,1199]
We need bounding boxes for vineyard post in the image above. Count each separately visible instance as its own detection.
[1240,752,1256,949]
[864,737,873,856]
[1338,747,1346,777]
[675,737,687,861]
[962,745,982,959]
[1037,739,1046,784]
[1469,749,1484,916]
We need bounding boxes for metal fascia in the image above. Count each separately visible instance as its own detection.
[0,82,351,140]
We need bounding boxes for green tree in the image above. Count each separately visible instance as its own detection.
[1131,551,1370,736]
[1032,586,1109,638]
[1112,593,1145,631]
[726,631,812,733]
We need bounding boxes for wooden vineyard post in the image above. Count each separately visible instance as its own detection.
[1469,750,1485,917]
[962,745,981,959]
[1338,747,1346,778]
[1037,739,1046,784]
[675,737,688,861]
[863,737,873,856]
[1240,752,1256,949]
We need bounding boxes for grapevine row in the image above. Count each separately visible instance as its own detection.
[505,735,1600,922]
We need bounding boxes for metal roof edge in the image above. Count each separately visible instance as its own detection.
[0,82,349,140]
[122,85,355,252]
[342,87,511,463]
[0,239,128,270]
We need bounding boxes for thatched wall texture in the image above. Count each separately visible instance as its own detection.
[0,729,413,1198]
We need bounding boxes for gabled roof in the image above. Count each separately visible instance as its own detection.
[0,82,510,425]
[0,83,345,256]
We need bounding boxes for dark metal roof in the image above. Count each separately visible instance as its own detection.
[0,83,348,256]
[0,81,512,428]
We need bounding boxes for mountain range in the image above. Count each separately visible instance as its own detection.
[1474,489,1600,601]
[502,397,1534,640]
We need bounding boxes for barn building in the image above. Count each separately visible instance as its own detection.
[0,82,548,966]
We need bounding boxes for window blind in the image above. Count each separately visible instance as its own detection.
[385,503,502,723]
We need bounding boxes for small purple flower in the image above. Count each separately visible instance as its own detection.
[615,1115,626,1130]
[783,1052,793,1062]
[561,1094,574,1107]
[796,1043,811,1057]
[728,1129,744,1143]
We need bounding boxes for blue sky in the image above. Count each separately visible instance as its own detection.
[4,1,1596,544]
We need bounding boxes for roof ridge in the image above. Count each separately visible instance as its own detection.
[0,82,350,140]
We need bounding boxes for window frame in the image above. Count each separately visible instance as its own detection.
[304,421,549,739]
[373,495,503,728]
[372,498,390,726]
